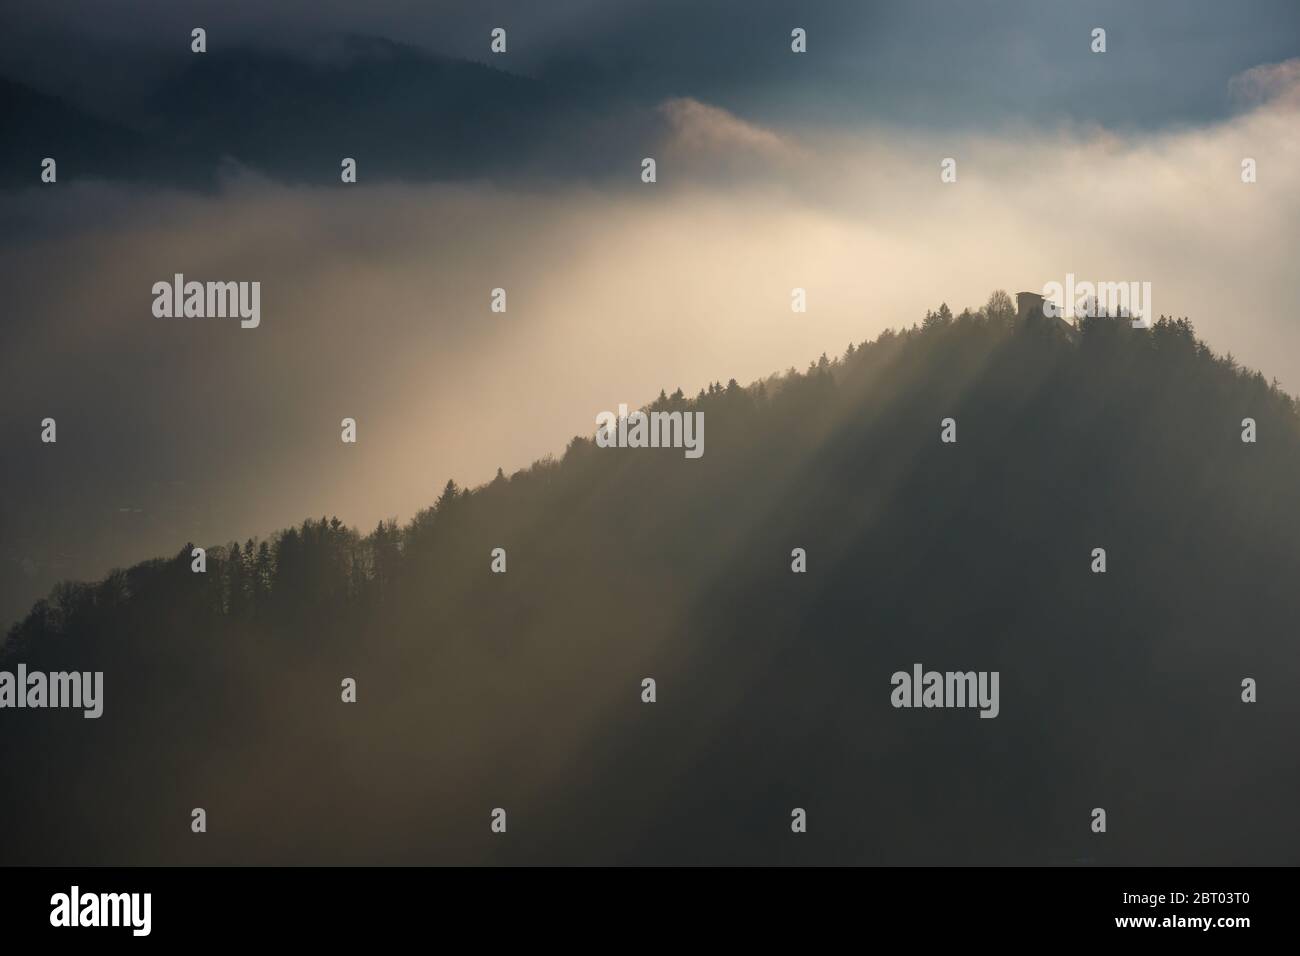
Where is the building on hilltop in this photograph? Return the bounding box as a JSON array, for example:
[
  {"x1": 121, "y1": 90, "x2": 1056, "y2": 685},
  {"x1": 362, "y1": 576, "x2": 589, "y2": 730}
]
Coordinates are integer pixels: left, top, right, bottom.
[
  {"x1": 1016, "y1": 291, "x2": 1046, "y2": 322},
  {"x1": 1017, "y1": 290, "x2": 1078, "y2": 340}
]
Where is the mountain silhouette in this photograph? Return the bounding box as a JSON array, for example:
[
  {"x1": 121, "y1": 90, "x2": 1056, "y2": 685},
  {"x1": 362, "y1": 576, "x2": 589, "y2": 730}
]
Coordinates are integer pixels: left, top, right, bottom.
[
  {"x1": 0, "y1": 76, "x2": 151, "y2": 186},
  {"x1": 3, "y1": 295, "x2": 1298, "y2": 865},
  {"x1": 1, "y1": 35, "x2": 649, "y2": 189}
]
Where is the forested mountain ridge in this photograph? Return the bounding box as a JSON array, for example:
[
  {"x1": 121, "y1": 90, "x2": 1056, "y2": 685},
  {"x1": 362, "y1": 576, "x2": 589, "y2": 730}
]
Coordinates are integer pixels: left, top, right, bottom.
[{"x1": 4, "y1": 294, "x2": 1299, "y2": 865}]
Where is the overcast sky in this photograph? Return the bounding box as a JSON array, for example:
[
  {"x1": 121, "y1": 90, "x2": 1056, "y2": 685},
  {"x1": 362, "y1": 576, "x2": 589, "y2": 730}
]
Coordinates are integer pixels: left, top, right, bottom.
[{"x1": 4, "y1": 0, "x2": 1299, "y2": 129}]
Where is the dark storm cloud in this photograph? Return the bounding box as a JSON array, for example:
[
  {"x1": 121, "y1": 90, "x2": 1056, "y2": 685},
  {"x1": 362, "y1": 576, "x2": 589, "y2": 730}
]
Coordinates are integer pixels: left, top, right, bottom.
[{"x1": 3, "y1": 0, "x2": 1298, "y2": 135}]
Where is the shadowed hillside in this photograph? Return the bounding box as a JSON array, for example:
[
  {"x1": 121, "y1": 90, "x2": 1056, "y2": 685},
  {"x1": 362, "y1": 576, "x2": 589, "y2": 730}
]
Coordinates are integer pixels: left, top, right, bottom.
[
  {"x1": 3, "y1": 294, "x2": 1299, "y2": 865},
  {"x1": 0, "y1": 35, "x2": 650, "y2": 190}
]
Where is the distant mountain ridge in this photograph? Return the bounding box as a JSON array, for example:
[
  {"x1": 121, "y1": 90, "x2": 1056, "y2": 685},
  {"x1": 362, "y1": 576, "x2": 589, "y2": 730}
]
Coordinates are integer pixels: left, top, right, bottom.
[
  {"x1": 0, "y1": 34, "x2": 644, "y2": 189},
  {"x1": 0, "y1": 76, "x2": 149, "y2": 185}
]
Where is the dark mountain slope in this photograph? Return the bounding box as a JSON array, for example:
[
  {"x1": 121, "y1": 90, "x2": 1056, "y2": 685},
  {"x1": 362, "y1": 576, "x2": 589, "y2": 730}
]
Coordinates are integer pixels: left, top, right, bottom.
[
  {"x1": 1, "y1": 35, "x2": 644, "y2": 189},
  {"x1": 141, "y1": 35, "x2": 556, "y2": 184},
  {"x1": 3, "y1": 300, "x2": 1298, "y2": 865},
  {"x1": 0, "y1": 77, "x2": 153, "y2": 186}
]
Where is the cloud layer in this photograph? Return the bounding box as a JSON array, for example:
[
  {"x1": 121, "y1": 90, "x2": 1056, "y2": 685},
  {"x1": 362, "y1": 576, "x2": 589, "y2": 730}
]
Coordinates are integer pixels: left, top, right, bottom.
[{"x1": 2, "y1": 58, "x2": 1298, "y2": 627}]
